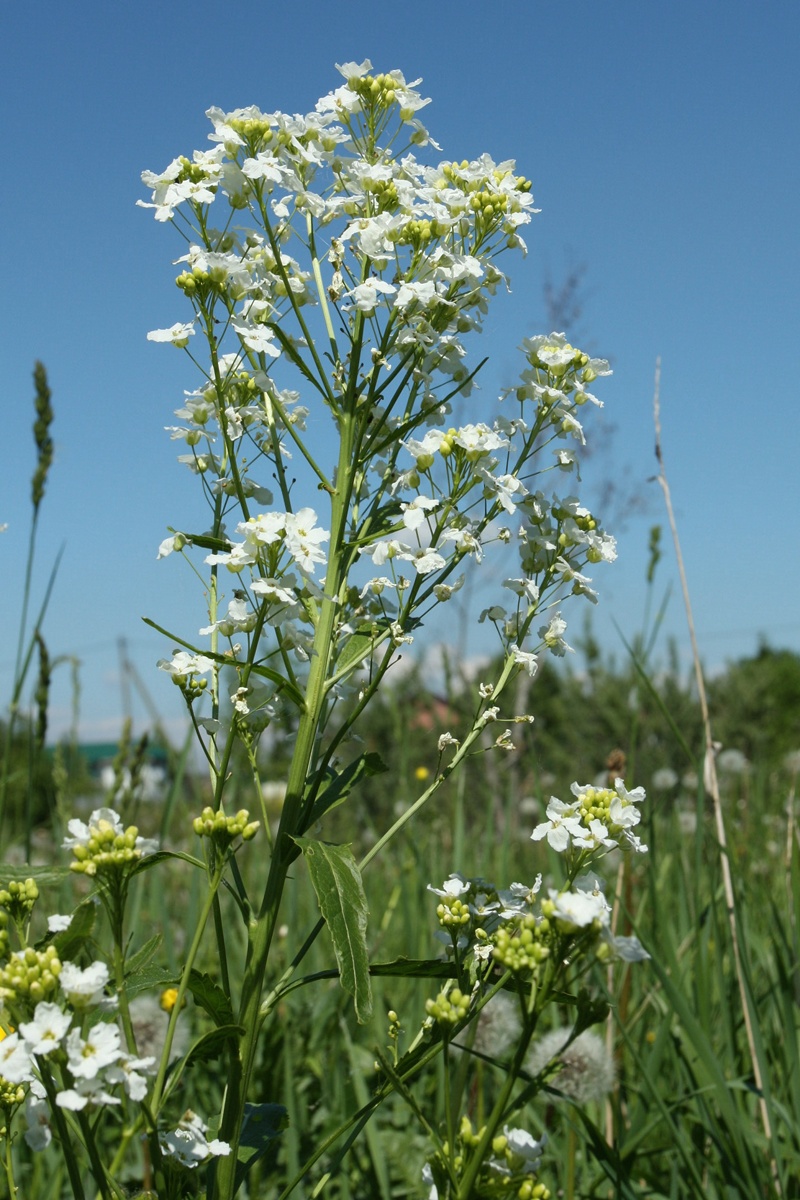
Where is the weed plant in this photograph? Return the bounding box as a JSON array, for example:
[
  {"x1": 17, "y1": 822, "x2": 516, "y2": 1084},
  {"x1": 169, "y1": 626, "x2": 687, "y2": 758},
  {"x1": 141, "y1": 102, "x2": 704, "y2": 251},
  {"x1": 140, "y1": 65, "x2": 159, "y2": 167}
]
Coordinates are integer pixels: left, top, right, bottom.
[{"x1": 2, "y1": 60, "x2": 798, "y2": 1200}]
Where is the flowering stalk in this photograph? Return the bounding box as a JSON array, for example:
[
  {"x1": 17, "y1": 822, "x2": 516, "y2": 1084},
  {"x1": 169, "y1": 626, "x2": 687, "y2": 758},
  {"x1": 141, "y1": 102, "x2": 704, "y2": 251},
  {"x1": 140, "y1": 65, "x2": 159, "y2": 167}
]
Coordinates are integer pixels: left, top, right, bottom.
[{"x1": 139, "y1": 60, "x2": 624, "y2": 1199}]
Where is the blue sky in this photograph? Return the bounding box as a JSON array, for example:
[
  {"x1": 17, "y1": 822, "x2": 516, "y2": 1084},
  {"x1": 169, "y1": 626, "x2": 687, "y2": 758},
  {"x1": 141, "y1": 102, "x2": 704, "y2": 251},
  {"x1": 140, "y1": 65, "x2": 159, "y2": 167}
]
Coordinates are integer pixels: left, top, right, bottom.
[{"x1": 3, "y1": 0, "x2": 799, "y2": 742}]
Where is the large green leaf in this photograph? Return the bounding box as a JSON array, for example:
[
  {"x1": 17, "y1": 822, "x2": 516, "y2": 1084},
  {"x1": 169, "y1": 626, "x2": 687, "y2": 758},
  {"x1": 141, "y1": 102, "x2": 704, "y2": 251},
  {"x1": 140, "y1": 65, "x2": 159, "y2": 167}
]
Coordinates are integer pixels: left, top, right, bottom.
[{"x1": 294, "y1": 838, "x2": 373, "y2": 1023}]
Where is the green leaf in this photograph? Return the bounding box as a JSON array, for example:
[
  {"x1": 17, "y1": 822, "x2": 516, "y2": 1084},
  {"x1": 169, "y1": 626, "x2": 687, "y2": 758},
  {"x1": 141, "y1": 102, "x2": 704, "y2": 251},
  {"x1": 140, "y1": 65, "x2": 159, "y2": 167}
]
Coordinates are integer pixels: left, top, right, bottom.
[
  {"x1": 308, "y1": 752, "x2": 387, "y2": 824},
  {"x1": 335, "y1": 623, "x2": 384, "y2": 677},
  {"x1": 294, "y1": 838, "x2": 373, "y2": 1023},
  {"x1": 35, "y1": 897, "x2": 96, "y2": 956},
  {"x1": 123, "y1": 964, "x2": 179, "y2": 1000},
  {"x1": 369, "y1": 957, "x2": 457, "y2": 980},
  {"x1": 182, "y1": 1023, "x2": 243, "y2": 1068},
  {"x1": 130, "y1": 849, "x2": 206, "y2": 878},
  {"x1": 162, "y1": 1025, "x2": 244, "y2": 1109},
  {"x1": 207, "y1": 1102, "x2": 287, "y2": 1198},
  {"x1": 124, "y1": 934, "x2": 163, "y2": 978},
  {"x1": 187, "y1": 969, "x2": 235, "y2": 1027},
  {"x1": 1, "y1": 864, "x2": 72, "y2": 887}
]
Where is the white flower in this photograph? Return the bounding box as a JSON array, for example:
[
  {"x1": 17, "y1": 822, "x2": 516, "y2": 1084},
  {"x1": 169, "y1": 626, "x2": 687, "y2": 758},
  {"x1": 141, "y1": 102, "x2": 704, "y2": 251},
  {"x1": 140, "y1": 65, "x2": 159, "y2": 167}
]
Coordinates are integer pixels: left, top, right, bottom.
[
  {"x1": 453, "y1": 423, "x2": 509, "y2": 457},
  {"x1": 105, "y1": 1052, "x2": 156, "y2": 1101},
  {"x1": 24, "y1": 1080, "x2": 51, "y2": 1150},
  {"x1": 549, "y1": 887, "x2": 610, "y2": 930},
  {"x1": 427, "y1": 874, "x2": 471, "y2": 900},
  {"x1": 503, "y1": 1126, "x2": 546, "y2": 1171},
  {"x1": 401, "y1": 495, "x2": 439, "y2": 530},
  {"x1": 19, "y1": 1003, "x2": 72, "y2": 1056},
  {"x1": 250, "y1": 577, "x2": 299, "y2": 605},
  {"x1": 66, "y1": 1022, "x2": 122, "y2": 1080},
  {"x1": 157, "y1": 651, "x2": 216, "y2": 682},
  {"x1": 409, "y1": 546, "x2": 446, "y2": 575},
  {"x1": 147, "y1": 322, "x2": 195, "y2": 348},
  {"x1": 510, "y1": 644, "x2": 538, "y2": 677},
  {"x1": 62, "y1": 806, "x2": 123, "y2": 851},
  {"x1": 231, "y1": 319, "x2": 281, "y2": 357},
  {"x1": 160, "y1": 1111, "x2": 231, "y2": 1168},
  {"x1": 283, "y1": 508, "x2": 329, "y2": 573},
  {"x1": 348, "y1": 277, "x2": 396, "y2": 314},
  {"x1": 46, "y1": 914, "x2": 72, "y2": 933},
  {"x1": 531, "y1": 797, "x2": 582, "y2": 852},
  {"x1": 538, "y1": 611, "x2": 572, "y2": 656},
  {"x1": 62, "y1": 810, "x2": 158, "y2": 861},
  {"x1": 364, "y1": 537, "x2": 411, "y2": 566},
  {"x1": 56, "y1": 1077, "x2": 120, "y2": 1111},
  {"x1": 602, "y1": 931, "x2": 650, "y2": 962},
  {"x1": 437, "y1": 733, "x2": 460, "y2": 752},
  {"x1": 0, "y1": 1032, "x2": 35, "y2": 1084},
  {"x1": 60, "y1": 961, "x2": 113, "y2": 1010},
  {"x1": 199, "y1": 596, "x2": 258, "y2": 638}
]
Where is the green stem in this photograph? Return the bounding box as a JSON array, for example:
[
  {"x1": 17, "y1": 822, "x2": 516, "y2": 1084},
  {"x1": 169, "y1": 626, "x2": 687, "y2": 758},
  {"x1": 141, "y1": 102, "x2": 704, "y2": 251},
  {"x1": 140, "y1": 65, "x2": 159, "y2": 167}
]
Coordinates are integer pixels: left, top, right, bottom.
[
  {"x1": 38, "y1": 1061, "x2": 87, "y2": 1200},
  {"x1": 149, "y1": 855, "x2": 227, "y2": 1115},
  {"x1": 2, "y1": 1125, "x2": 17, "y2": 1199},
  {"x1": 214, "y1": 409, "x2": 359, "y2": 1200}
]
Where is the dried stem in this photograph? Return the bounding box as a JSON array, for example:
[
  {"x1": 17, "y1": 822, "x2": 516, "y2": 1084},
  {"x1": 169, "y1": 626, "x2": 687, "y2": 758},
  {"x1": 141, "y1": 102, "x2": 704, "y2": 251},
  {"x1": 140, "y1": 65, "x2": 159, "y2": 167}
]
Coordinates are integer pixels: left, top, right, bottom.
[{"x1": 652, "y1": 358, "x2": 780, "y2": 1193}]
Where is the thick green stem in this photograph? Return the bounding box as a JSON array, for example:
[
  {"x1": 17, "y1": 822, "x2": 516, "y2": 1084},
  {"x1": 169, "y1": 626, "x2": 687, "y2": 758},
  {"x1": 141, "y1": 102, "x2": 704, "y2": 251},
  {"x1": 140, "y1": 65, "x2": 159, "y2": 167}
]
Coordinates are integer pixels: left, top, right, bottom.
[{"x1": 213, "y1": 410, "x2": 358, "y2": 1199}]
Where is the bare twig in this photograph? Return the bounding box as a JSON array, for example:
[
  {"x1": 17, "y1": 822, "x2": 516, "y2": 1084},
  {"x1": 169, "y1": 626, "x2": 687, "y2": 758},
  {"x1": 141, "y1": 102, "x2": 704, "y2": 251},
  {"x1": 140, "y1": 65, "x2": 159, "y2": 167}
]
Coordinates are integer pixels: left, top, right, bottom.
[{"x1": 652, "y1": 359, "x2": 780, "y2": 1193}]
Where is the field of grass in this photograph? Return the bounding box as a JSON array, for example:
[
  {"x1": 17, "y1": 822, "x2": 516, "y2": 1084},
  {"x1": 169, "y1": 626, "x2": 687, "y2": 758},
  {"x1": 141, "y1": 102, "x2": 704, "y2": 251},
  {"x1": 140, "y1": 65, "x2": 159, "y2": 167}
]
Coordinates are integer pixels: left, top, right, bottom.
[{"x1": 3, "y1": 637, "x2": 799, "y2": 1199}]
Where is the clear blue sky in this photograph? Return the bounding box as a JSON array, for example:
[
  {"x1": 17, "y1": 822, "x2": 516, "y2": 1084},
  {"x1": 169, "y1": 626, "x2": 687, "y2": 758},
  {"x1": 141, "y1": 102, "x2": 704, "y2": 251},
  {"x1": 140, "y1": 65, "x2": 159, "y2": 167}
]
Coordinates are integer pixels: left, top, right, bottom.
[{"x1": 3, "y1": 0, "x2": 799, "y2": 742}]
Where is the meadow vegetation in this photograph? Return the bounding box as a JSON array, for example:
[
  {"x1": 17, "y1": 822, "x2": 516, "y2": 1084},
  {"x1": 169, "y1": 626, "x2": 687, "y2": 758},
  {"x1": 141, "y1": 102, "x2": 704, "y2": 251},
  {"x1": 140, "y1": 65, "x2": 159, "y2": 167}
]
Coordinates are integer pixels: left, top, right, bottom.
[{"x1": 2, "y1": 60, "x2": 799, "y2": 1200}]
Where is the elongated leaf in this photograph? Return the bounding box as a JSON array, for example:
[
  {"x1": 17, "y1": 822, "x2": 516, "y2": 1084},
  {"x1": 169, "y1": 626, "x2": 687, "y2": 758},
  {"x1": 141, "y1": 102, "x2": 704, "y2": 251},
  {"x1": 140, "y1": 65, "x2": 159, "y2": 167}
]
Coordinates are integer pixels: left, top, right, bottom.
[
  {"x1": 124, "y1": 933, "x2": 162, "y2": 977},
  {"x1": 2, "y1": 864, "x2": 72, "y2": 887},
  {"x1": 131, "y1": 849, "x2": 206, "y2": 877},
  {"x1": 308, "y1": 752, "x2": 387, "y2": 824},
  {"x1": 294, "y1": 838, "x2": 372, "y2": 1023},
  {"x1": 369, "y1": 957, "x2": 456, "y2": 980},
  {"x1": 123, "y1": 964, "x2": 179, "y2": 1000}
]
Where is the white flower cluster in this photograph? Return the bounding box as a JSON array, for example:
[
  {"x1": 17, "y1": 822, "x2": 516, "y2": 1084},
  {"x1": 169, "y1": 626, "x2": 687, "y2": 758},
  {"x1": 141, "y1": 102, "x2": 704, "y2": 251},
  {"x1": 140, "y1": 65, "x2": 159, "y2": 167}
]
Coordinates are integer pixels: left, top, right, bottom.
[
  {"x1": 0, "y1": 960, "x2": 154, "y2": 1149},
  {"x1": 428, "y1": 871, "x2": 647, "y2": 967},
  {"x1": 0, "y1": 964, "x2": 227, "y2": 1168},
  {"x1": 531, "y1": 778, "x2": 647, "y2": 855},
  {"x1": 142, "y1": 61, "x2": 616, "y2": 706}
]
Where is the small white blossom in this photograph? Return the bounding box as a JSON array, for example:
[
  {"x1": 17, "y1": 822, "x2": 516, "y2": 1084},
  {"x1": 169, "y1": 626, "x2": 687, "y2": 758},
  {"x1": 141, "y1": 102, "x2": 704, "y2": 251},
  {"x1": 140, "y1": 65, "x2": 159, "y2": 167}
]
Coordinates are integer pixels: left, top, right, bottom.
[
  {"x1": 66, "y1": 1023, "x2": 122, "y2": 1080},
  {"x1": 24, "y1": 1080, "x2": 51, "y2": 1151},
  {"x1": 147, "y1": 322, "x2": 196, "y2": 348},
  {"x1": 160, "y1": 1111, "x2": 231, "y2": 1168},
  {"x1": 46, "y1": 914, "x2": 72, "y2": 933},
  {"x1": 531, "y1": 797, "x2": 582, "y2": 852},
  {"x1": 549, "y1": 887, "x2": 610, "y2": 929},
  {"x1": 510, "y1": 644, "x2": 538, "y2": 677},
  {"x1": 283, "y1": 508, "x2": 330, "y2": 573},
  {"x1": 427, "y1": 874, "x2": 471, "y2": 900},
  {"x1": 0, "y1": 1033, "x2": 35, "y2": 1084},
  {"x1": 157, "y1": 651, "x2": 216, "y2": 682},
  {"x1": 19, "y1": 1003, "x2": 72, "y2": 1057}
]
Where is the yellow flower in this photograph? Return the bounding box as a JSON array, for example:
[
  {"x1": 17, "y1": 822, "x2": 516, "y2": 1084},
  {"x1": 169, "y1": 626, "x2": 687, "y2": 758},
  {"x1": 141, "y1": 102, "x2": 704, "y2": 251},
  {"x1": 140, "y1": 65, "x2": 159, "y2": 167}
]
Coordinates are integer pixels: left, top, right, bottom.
[
  {"x1": 414, "y1": 765, "x2": 430, "y2": 782},
  {"x1": 160, "y1": 988, "x2": 181, "y2": 1013}
]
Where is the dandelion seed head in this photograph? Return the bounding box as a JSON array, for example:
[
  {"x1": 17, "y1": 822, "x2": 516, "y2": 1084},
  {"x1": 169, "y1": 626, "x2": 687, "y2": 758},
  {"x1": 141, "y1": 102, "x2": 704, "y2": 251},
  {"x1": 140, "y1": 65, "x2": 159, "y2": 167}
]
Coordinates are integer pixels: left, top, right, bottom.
[{"x1": 526, "y1": 1027, "x2": 615, "y2": 1104}]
